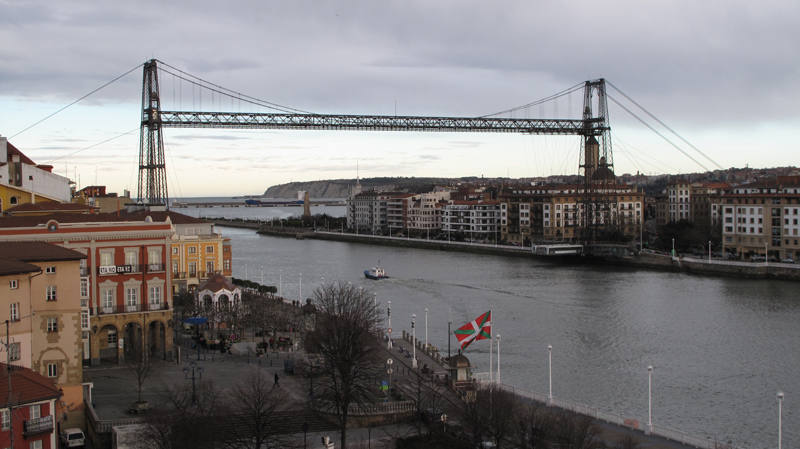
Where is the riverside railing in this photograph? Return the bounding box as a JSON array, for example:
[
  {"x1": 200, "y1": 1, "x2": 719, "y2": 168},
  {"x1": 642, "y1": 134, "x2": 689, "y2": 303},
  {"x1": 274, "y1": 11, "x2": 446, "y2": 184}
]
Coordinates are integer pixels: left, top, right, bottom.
[{"x1": 478, "y1": 381, "x2": 742, "y2": 449}]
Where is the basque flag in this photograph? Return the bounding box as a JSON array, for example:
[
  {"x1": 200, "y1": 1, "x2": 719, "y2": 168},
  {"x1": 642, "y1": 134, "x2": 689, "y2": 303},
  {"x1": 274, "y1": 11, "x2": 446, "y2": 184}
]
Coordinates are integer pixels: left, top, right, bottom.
[{"x1": 454, "y1": 311, "x2": 491, "y2": 350}]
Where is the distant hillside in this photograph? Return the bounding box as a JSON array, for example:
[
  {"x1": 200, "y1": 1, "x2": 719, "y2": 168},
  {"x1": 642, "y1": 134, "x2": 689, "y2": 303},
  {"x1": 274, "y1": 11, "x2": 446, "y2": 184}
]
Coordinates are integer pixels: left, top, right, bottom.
[
  {"x1": 260, "y1": 167, "x2": 800, "y2": 198},
  {"x1": 262, "y1": 177, "x2": 480, "y2": 198}
]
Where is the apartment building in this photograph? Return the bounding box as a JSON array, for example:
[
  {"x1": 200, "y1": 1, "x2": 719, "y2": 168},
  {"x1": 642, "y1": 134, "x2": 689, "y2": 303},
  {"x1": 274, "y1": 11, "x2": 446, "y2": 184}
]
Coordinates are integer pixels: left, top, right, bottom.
[
  {"x1": 346, "y1": 190, "x2": 389, "y2": 234},
  {"x1": 500, "y1": 184, "x2": 643, "y2": 242},
  {"x1": 442, "y1": 201, "x2": 501, "y2": 242},
  {"x1": 169, "y1": 215, "x2": 232, "y2": 295},
  {"x1": 407, "y1": 191, "x2": 450, "y2": 232},
  {"x1": 0, "y1": 242, "x2": 86, "y2": 429},
  {"x1": 720, "y1": 176, "x2": 800, "y2": 260},
  {"x1": 667, "y1": 181, "x2": 692, "y2": 222},
  {"x1": 0, "y1": 137, "x2": 71, "y2": 213},
  {"x1": 0, "y1": 363, "x2": 61, "y2": 449},
  {"x1": 0, "y1": 212, "x2": 175, "y2": 367}
]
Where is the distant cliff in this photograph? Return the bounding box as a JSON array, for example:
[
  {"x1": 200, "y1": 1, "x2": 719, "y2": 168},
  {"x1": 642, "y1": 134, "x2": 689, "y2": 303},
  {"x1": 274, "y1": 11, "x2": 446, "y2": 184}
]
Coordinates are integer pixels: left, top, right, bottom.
[{"x1": 262, "y1": 177, "x2": 479, "y2": 198}]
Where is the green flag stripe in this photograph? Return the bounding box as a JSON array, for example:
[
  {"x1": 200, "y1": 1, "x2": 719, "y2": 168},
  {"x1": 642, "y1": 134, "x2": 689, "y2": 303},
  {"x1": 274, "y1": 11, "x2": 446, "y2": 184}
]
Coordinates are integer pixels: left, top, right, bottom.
[{"x1": 454, "y1": 329, "x2": 474, "y2": 335}]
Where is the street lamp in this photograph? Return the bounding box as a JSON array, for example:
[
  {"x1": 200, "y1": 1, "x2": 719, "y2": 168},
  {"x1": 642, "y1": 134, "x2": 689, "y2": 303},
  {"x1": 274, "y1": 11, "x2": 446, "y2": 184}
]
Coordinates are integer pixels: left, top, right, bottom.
[
  {"x1": 647, "y1": 365, "x2": 654, "y2": 434},
  {"x1": 547, "y1": 344, "x2": 553, "y2": 404},
  {"x1": 387, "y1": 301, "x2": 392, "y2": 350},
  {"x1": 778, "y1": 391, "x2": 784, "y2": 449},
  {"x1": 183, "y1": 361, "x2": 204, "y2": 405},
  {"x1": 708, "y1": 240, "x2": 712, "y2": 262},
  {"x1": 411, "y1": 313, "x2": 418, "y2": 368},
  {"x1": 671, "y1": 238, "x2": 675, "y2": 257},
  {"x1": 496, "y1": 334, "x2": 501, "y2": 384},
  {"x1": 424, "y1": 307, "x2": 429, "y2": 351}
]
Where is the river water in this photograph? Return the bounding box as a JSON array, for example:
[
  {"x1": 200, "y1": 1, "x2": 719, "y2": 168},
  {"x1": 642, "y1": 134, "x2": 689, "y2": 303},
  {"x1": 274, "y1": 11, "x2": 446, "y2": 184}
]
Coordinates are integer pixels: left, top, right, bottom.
[{"x1": 187, "y1": 202, "x2": 796, "y2": 448}]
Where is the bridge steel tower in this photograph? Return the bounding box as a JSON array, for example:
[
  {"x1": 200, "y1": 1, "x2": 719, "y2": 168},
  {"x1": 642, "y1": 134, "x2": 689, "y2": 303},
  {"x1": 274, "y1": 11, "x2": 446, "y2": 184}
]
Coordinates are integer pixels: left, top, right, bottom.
[
  {"x1": 578, "y1": 79, "x2": 614, "y2": 241},
  {"x1": 137, "y1": 59, "x2": 168, "y2": 206}
]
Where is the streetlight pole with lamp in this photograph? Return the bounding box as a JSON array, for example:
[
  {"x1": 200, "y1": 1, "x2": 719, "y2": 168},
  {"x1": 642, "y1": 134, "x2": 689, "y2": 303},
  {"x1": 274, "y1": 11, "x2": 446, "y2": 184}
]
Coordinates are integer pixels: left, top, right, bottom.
[
  {"x1": 424, "y1": 307, "x2": 428, "y2": 351},
  {"x1": 547, "y1": 344, "x2": 553, "y2": 404},
  {"x1": 387, "y1": 301, "x2": 392, "y2": 350},
  {"x1": 647, "y1": 365, "x2": 654, "y2": 434},
  {"x1": 411, "y1": 314, "x2": 418, "y2": 369},
  {"x1": 183, "y1": 361, "x2": 204, "y2": 405},
  {"x1": 778, "y1": 391, "x2": 784, "y2": 449}
]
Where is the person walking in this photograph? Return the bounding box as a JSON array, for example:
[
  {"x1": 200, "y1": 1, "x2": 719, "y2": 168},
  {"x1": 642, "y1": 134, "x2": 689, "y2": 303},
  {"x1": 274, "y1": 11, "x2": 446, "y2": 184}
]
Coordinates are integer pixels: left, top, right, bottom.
[{"x1": 274, "y1": 372, "x2": 280, "y2": 387}]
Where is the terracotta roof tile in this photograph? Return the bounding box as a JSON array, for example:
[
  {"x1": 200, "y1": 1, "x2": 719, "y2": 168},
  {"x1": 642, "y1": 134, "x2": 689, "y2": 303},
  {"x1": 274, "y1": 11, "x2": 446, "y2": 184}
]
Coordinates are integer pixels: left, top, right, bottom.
[
  {"x1": 5, "y1": 141, "x2": 36, "y2": 165},
  {"x1": 0, "y1": 363, "x2": 60, "y2": 405},
  {"x1": 3, "y1": 202, "x2": 96, "y2": 215},
  {"x1": 0, "y1": 210, "x2": 206, "y2": 228},
  {"x1": 198, "y1": 274, "x2": 236, "y2": 293},
  {"x1": 0, "y1": 259, "x2": 41, "y2": 276},
  {"x1": 0, "y1": 242, "x2": 86, "y2": 262}
]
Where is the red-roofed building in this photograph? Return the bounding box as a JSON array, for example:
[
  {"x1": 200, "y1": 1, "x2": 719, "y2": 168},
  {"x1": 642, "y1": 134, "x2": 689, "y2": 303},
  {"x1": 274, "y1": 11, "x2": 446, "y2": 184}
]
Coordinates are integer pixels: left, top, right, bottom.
[
  {"x1": 0, "y1": 363, "x2": 61, "y2": 449},
  {"x1": 0, "y1": 212, "x2": 176, "y2": 368},
  {"x1": 0, "y1": 137, "x2": 72, "y2": 213}
]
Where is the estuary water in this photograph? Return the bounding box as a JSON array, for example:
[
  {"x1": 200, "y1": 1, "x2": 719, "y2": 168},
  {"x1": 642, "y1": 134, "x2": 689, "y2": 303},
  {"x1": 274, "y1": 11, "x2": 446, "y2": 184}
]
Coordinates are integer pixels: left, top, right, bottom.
[{"x1": 221, "y1": 225, "x2": 798, "y2": 449}]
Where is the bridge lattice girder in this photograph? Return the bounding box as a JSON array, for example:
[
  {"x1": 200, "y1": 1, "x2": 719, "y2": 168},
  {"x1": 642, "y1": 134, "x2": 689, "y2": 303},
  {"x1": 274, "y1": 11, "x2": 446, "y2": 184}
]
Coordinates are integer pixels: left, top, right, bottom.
[{"x1": 156, "y1": 111, "x2": 607, "y2": 135}]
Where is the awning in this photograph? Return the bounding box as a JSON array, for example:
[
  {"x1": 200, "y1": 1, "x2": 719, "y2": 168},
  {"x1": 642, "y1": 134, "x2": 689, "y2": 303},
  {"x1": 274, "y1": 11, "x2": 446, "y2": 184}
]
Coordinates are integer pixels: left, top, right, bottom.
[{"x1": 182, "y1": 317, "x2": 208, "y2": 325}]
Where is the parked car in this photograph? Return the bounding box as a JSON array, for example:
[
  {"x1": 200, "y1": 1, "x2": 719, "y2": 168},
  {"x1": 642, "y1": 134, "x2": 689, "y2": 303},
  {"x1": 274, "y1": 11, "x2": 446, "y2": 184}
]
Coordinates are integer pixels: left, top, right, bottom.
[
  {"x1": 781, "y1": 258, "x2": 794, "y2": 264},
  {"x1": 60, "y1": 428, "x2": 86, "y2": 448}
]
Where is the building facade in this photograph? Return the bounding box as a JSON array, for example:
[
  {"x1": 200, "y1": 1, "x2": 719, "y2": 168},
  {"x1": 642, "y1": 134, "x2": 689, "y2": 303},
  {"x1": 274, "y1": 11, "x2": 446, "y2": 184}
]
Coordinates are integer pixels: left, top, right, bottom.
[
  {"x1": 0, "y1": 212, "x2": 176, "y2": 367},
  {"x1": 442, "y1": 201, "x2": 501, "y2": 242},
  {"x1": 0, "y1": 137, "x2": 71, "y2": 214},
  {"x1": 0, "y1": 363, "x2": 61, "y2": 449},
  {"x1": 169, "y1": 217, "x2": 232, "y2": 295},
  {"x1": 720, "y1": 176, "x2": 800, "y2": 260},
  {"x1": 0, "y1": 242, "x2": 85, "y2": 429}
]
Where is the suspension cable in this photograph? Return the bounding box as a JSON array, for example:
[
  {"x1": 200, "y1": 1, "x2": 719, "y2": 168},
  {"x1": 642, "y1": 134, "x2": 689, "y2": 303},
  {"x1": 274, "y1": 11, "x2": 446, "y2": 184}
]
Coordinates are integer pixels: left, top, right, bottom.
[
  {"x1": 479, "y1": 82, "x2": 585, "y2": 118},
  {"x1": 155, "y1": 60, "x2": 313, "y2": 114},
  {"x1": 10, "y1": 62, "x2": 144, "y2": 139},
  {"x1": 607, "y1": 93, "x2": 709, "y2": 172},
  {"x1": 41, "y1": 127, "x2": 140, "y2": 164},
  {"x1": 606, "y1": 80, "x2": 722, "y2": 170}
]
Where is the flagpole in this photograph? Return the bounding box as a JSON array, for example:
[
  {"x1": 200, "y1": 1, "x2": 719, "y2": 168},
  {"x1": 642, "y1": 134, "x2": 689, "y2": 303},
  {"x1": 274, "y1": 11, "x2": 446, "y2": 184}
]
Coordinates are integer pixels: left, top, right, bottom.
[{"x1": 496, "y1": 334, "x2": 501, "y2": 384}]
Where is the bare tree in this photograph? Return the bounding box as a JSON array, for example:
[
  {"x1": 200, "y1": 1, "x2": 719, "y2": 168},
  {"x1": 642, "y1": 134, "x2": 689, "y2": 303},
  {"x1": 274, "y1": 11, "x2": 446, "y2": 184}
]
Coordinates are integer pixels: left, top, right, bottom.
[
  {"x1": 127, "y1": 343, "x2": 151, "y2": 406},
  {"x1": 142, "y1": 380, "x2": 226, "y2": 449},
  {"x1": 309, "y1": 282, "x2": 381, "y2": 449},
  {"x1": 551, "y1": 412, "x2": 603, "y2": 449},
  {"x1": 226, "y1": 368, "x2": 287, "y2": 449},
  {"x1": 514, "y1": 403, "x2": 556, "y2": 449}
]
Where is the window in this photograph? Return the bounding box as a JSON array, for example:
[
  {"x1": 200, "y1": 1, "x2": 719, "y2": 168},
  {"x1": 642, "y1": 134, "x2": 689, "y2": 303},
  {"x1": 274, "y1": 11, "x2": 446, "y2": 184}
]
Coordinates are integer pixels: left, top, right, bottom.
[
  {"x1": 46, "y1": 318, "x2": 58, "y2": 333},
  {"x1": 171, "y1": 246, "x2": 178, "y2": 255},
  {"x1": 45, "y1": 266, "x2": 55, "y2": 274},
  {"x1": 8, "y1": 343, "x2": 20, "y2": 362},
  {"x1": 107, "y1": 330, "x2": 117, "y2": 345},
  {"x1": 206, "y1": 261, "x2": 214, "y2": 274},
  {"x1": 172, "y1": 262, "x2": 179, "y2": 275},
  {"x1": 102, "y1": 289, "x2": 114, "y2": 310},
  {"x1": 206, "y1": 245, "x2": 214, "y2": 253},
  {"x1": 124, "y1": 250, "x2": 138, "y2": 267},
  {"x1": 149, "y1": 286, "x2": 162, "y2": 305},
  {"x1": 81, "y1": 310, "x2": 89, "y2": 330},
  {"x1": 99, "y1": 250, "x2": 113, "y2": 267},
  {"x1": 188, "y1": 262, "x2": 197, "y2": 277},
  {"x1": 188, "y1": 246, "x2": 196, "y2": 254},
  {"x1": 29, "y1": 404, "x2": 40, "y2": 419},
  {"x1": 30, "y1": 438, "x2": 42, "y2": 449},
  {"x1": 223, "y1": 260, "x2": 231, "y2": 271},
  {"x1": 9, "y1": 279, "x2": 17, "y2": 289},
  {"x1": 46, "y1": 285, "x2": 56, "y2": 301},
  {"x1": 126, "y1": 288, "x2": 138, "y2": 307},
  {"x1": 1, "y1": 409, "x2": 8, "y2": 430},
  {"x1": 10, "y1": 303, "x2": 19, "y2": 322},
  {"x1": 47, "y1": 363, "x2": 57, "y2": 378},
  {"x1": 80, "y1": 278, "x2": 88, "y2": 298}
]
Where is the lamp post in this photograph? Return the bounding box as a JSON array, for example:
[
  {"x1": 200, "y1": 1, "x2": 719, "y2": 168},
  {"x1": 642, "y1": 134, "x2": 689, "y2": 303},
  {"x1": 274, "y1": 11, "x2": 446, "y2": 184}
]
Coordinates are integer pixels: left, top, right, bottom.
[
  {"x1": 647, "y1": 365, "x2": 654, "y2": 434},
  {"x1": 547, "y1": 344, "x2": 553, "y2": 404},
  {"x1": 496, "y1": 334, "x2": 501, "y2": 384},
  {"x1": 778, "y1": 391, "x2": 784, "y2": 449},
  {"x1": 411, "y1": 314, "x2": 418, "y2": 368},
  {"x1": 671, "y1": 238, "x2": 675, "y2": 257},
  {"x1": 183, "y1": 361, "x2": 204, "y2": 405},
  {"x1": 424, "y1": 307, "x2": 429, "y2": 351},
  {"x1": 708, "y1": 240, "x2": 712, "y2": 262},
  {"x1": 387, "y1": 301, "x2": 392, "y2": 350}
]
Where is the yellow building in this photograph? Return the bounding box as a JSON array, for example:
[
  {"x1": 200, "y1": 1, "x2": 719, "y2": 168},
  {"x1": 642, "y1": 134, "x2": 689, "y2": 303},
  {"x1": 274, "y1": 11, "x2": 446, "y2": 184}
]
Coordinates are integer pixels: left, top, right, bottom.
[
  {"x1": 0, "y1": 137, "x2": 72, "y2": 213},
  {"x1": 168, "y1": 216, "x2": 233, "y2": 295},
  {"x1": 0, "y1": 241, "x2": 86, "y2": 429}
]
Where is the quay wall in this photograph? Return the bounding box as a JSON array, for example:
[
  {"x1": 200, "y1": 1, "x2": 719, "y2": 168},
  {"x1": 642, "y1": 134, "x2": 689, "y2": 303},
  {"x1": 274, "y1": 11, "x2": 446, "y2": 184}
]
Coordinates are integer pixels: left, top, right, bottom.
[{"x1": 212, "y1": 219, "x2": 800, "y2": 281}]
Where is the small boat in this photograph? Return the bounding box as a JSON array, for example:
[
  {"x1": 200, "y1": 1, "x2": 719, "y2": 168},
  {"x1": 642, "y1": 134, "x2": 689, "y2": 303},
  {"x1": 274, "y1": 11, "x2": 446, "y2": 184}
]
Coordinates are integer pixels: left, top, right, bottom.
[{"x1": 364, "y1": 266, "x2": 388, "y2": 280}]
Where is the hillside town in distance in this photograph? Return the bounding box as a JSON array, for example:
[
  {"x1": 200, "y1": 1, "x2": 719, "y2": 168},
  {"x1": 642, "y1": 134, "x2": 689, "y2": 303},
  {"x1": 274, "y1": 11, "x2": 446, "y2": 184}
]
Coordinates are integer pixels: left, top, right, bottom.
[{"x1": 1, "y1": 130, "x2": 799, "y2": 449}]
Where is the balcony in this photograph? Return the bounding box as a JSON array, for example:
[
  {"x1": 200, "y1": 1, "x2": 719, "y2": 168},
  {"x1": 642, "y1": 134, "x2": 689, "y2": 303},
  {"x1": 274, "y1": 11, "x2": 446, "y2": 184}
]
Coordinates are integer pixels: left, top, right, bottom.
[
  {"x1": 147, "y1": 263, "x2": 165, "y2": 273},
  {"x1": 23, "y1": 415, "x2": 53, "y2": 436},
  {"x1": 80, "y1": 267, "x2": 90, "y2": 276},
  {"x1": 95, "y1": 302, "x2": 170, "y2": 316}
]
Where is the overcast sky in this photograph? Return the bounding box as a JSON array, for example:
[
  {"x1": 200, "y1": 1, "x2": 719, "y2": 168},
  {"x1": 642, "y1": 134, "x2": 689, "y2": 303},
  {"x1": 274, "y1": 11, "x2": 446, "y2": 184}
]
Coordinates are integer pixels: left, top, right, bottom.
[{"x1": 1, "y1": 0, "x2": 798, "y2": 197}]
